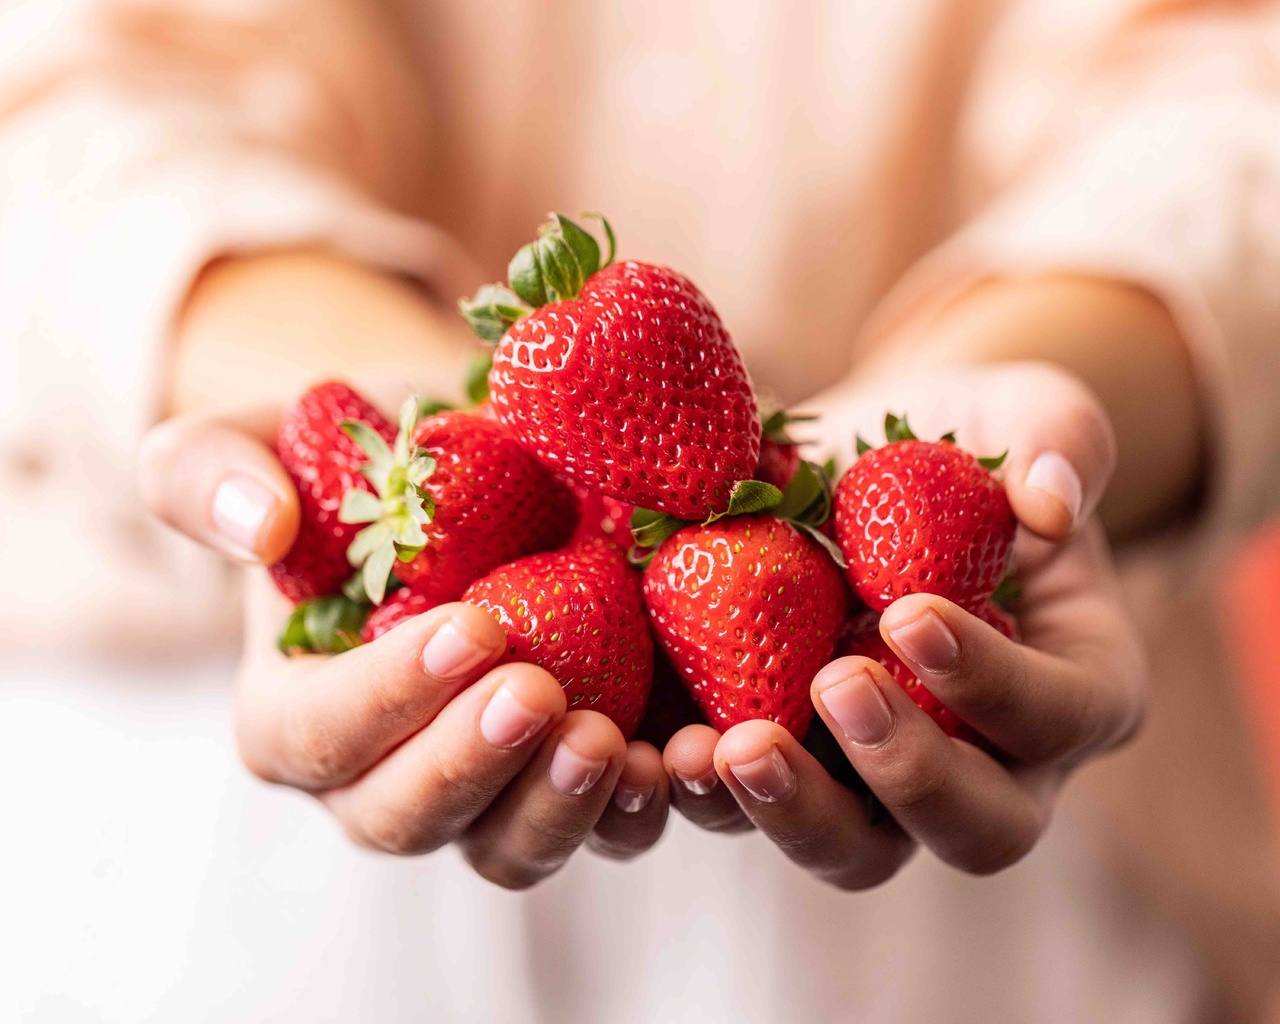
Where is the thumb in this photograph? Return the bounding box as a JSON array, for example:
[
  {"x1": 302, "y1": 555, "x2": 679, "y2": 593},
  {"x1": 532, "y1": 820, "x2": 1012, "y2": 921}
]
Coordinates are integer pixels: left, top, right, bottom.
[
  {"x1": 987, "y1": 362, "x2": 1117, "y2": 542},
  {"x1": 137, "y1": 407, "x2": 299, "y2": 564}
]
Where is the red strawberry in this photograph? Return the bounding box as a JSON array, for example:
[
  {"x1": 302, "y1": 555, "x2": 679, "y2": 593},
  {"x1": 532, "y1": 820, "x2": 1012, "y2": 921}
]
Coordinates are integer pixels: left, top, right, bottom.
[
  {"x1": 976, "y1": 599, "x2": 1021, "y2": 642},
  {"x1": 568, "y1": 482, "x2": 633, "y2": 553},
  {"x1": 269, "y1": 382, "x2": 395, "y2": 603},
  {"x1": 833, "y1": 414, "x2": 1015, "y2": 613},
  {"x1": 643, "y1": 515, "x2": 848, "y2": 738},
  {"x1": 463, "y1": 539, "x2": 654, "y2": 738},
  {"x1": 361, "y1": 590, "x2": 441, "y2": 643},
  {"x1": 837, "y1": 609, "x2": 986, "y2": 745},
  {"x1": 462, "y1": 214, "x2": 761, "y2": 520},
  {"x1": 340, "y1": 405, "x2": 577, "y2": 604},
  {"x1": 754, "y1": 407, "x2": 814, "y2": 490}
]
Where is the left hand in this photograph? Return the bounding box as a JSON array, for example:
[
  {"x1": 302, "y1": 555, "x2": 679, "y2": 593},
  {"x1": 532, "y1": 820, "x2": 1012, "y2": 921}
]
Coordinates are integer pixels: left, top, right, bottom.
[{"x1": 662, "y1": 361, "x2": 1149, "y2": 886}]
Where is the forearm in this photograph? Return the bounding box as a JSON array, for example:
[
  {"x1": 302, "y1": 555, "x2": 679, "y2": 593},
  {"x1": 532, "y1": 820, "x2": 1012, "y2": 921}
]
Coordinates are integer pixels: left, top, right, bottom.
[
  {"x1": 855, "y1": 275, "x2": 1206, "y2": 539},
  {"x1": 171, "y1": 250, "x2": 475, "y2": 416}
]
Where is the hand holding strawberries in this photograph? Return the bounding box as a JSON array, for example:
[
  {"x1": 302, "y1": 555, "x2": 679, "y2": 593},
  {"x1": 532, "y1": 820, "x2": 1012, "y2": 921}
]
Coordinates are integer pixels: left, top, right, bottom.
[{"x1": 664, "y1": 362, "x2": 1148, "y2": 884}]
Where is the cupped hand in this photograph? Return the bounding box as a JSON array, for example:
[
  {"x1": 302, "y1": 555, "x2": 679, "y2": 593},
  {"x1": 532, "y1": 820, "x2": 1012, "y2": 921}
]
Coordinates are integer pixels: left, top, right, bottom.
[
  {"x1": 138, "y1": 406, "x2": 670, "y2": 889},
  {"x1": 663, "y1": 361, "x2": 1149, "y2": 887}
]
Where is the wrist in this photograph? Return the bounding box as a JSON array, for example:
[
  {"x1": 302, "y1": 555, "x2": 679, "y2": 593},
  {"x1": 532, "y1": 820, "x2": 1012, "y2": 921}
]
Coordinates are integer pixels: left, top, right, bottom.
[{"x1": 170, "y1": 249, "x2": 475, "y2": 416}]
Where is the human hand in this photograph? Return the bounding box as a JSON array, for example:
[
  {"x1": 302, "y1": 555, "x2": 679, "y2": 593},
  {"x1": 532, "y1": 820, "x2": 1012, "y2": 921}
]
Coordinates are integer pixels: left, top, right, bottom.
[
  {"x1": 138, "y1": 251, "x2": 671, "y2": 887},
  {"x1": 662, "y1": 361, "x2": 1148, "y2": 886}
]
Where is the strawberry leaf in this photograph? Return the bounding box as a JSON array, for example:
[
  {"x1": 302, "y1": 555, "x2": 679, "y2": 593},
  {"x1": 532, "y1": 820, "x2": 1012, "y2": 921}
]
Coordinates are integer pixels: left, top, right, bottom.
[
  {"x1": 278, "y1": 595, "x2": 369, "y2": 656},
  {"x1": 535, "y1": 234, "x2": 582, "y2": 302},
  {"x1": 459, "y1": 283, "x2": 529, "y2": 341},
  {"x1": 794, "y1": 522, "x2": 847, "y2": 569},
  {"x1": 884, "y1": 413, "x2": 917, "y2": 444},
  {"x1": 362, "y1": 541, "x2": 397, "y2": 605},
  {"x1": 338, "y1": 488, "x2": 382, "y2": 526},
  {"x1": 978, "y1": 451, "x2": 1009, "y2": 472},
  {"x1": 582, "y1": 212, "x2": 616, "y2": 267},
  {"x1": 508, "y1": 245, "x2": 548, "y2": 309},
  {"x1": 855, "y1": 436, "x2": 873, "y2": 456},
  {"x1": 466, "y1": 353, "x2": 493, "y2": 405},
  {"x1": 706, "y1": 480, "x2": 784, "y2": 523},
  {"x1": 554, "y1": 213, "x2": 601, "y2": 280},
  {"x1": 630, "y1": 508, "x2": 689, "y2": 549},
  {"x1": 773, "y1": 460, "x2": 824, "y2": 521},
  {"x1": 416, "y1": 397, "x2": 454, "y2": 418}
]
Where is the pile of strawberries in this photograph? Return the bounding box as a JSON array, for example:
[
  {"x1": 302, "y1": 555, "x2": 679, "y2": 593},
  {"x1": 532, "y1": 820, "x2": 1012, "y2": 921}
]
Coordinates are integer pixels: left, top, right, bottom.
[{"x1": 271, "y1": 214, "x2": 1018, "y2": 747}]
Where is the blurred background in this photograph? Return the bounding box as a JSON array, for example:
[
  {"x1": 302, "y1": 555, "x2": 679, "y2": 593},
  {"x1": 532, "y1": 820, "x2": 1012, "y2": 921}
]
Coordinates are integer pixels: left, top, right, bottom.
[{"x1": 4, "y1": 1, "x2": 1280, "y2": 1022}]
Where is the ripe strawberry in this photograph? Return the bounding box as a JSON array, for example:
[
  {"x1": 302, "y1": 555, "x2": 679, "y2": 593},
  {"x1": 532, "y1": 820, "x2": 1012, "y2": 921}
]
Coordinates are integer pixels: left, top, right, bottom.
[
  {"x1": 361, "y1": 590, "x2": 441, "y2": 643},
  {"x1": 463, "y1": 540, "x2": 654, "y2": 738},
  {"x1": 754, "y1": 407, "x2": 814, "y2": 490},
  {"x1": 837, "y1": 609, "x2": 985, "y2": 744},
  {"x1": 833, "y1": 414, "x2": 1015, "y2": 613},
  {"x1": 976, "y1": 598, "x2": 1021, "y2": 642},
  {"x1": 340, "y1": 404, "x2": 577, "y2": 604},
  {"x1": 269, "y1": 382, "x2": 395, "y2": 603},
  {"x1": 643, "y1": 514, "x2": 849, "y2": 738},
  {"x1": 568, "y1": 482, "x2": 633, "y2": 553},
  {"x1": 461, "y1": 214, "x2": 761, "y2": 520}
]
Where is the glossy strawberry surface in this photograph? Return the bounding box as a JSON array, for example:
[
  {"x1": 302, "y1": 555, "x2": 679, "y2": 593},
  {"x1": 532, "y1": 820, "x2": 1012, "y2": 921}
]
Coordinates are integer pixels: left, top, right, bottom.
[
  {"x1": 755, "y1": 437, "x2": 801, "y2": 490},
  {"x1": 643, "y1": 515, "x2": 848, "y2": 738},
  {"x1": 833, "y1": 440, "x2": 1016, "y2": 613},
  {"x1": 360, "y1": 590, "x2": 441, "y2": 643},
  {"x1": 392, "y1": 411, "x2": 577, "y2": 602},
  {"x1": 464, "y1": 540, "x2": 654, "y2": 738},
  {"x1": 270, "y1": 382, "x2": 394, "y2": 603},
  {"x1": 568, "y1": 483, "x2": 633, "y2": 553},
  {"x1": 489, "y1": 261, "x2": 760, "y2": 520}
]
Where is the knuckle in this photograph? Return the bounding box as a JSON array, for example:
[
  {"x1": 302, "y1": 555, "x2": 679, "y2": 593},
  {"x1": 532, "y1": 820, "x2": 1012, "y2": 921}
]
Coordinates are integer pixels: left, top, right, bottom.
[
  {"x1": 882, "y1": 754, "x2": 951, "y2": 814},
  {"x1": 956, "y1": 824, "x2": 1039, "y2": 876},
  {"x1": 356, "y1": 803, "x2": 438, "y2": 857},
  {"x1": 427, "y1": 751, "x2": 498, "y2": 821},
  {"x1": 466, "y1": 850, "x2": 543, "y2": 891},
  {"x1": 281, "y1": 708, "x2": 354, "y2": 787}
]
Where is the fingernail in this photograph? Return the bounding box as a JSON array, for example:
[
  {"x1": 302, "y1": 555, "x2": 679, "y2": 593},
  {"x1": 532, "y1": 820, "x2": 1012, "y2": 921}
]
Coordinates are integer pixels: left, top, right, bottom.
[
  {"x1": 887, "y1": 610, "x2": 959, "y2": 673},
  {"x1": 210, "y1": 474, "x2": 277, "y2": 560},
  {"x1": 729, "y1": 747, "x2": 796, "y2": 804},
  {"x1": 819, "y1": 670, "x2": 895, "y2": 747},
  {"x1": 423, "y1": 620, "x2": 492, "y2": 680},
  {"x1": 674, "y1": 768, "x2": 719, "y2": 796},
  {"x1": 480, "y1": 686, "x2": 550, "y2": 749},
  {"x1": 1025, "y1": 452, "x2": 1083, "y2": 528},
  {"x1": 614, "y1": 783, "x2": 655, "y2": 813},
  {"x1": 548, "y1": 743, "x2": 608, "y2": 796}
]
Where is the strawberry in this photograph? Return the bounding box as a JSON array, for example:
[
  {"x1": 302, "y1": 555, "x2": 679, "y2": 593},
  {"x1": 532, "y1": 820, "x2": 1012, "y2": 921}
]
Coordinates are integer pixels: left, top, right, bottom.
[
  {"x1": 460, "y1": 214, "x2": 761, "y2": 520},
  {"x1": 833, "y1": 414, "x2": 1015, "y2": 613},
  {"x1": 837, "y1": 599, "x2": 1019, "y2": 746},
  {"x1": 463, "y1": 539, "x2": 654, "y2": 738},
  {"x1": 642, "y1": 499, "x2": 849, "y2": 738},
  {"x1": 269, "y1": 382, "x2": 395, "y2": 603},
  {"x1": 568, "y1": 483, "x2": 633, "y2": 553},
  {"x1": 755, "y1": 407, "x2": 814, "y2": 490},
  {"x1": 837, "y1": 609, "x2": 985, "y2": 744},
  {"x1": 339, "y1": 403, "x2": 577, "y2": 604},
  {"x1": 361, "y1": 590, "x2": 441, "y2": 643}
]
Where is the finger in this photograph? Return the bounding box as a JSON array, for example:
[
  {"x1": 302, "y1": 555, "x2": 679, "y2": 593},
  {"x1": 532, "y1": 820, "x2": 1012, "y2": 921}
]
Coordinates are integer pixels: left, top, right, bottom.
[
  {"x1": 713, "y1": 721, "x2": 915, "y2": 890},
  {"x1": 460, "y1": 710, "x2": 628, "y2": 890},
  {"x1": 880, "y1": 529, "x2": 1146, "y2": 765},
  {"x1": 987, "y1": 363, "x2": 1116, "y2": 541},
  {"x1": 662, "y1": 725, "x2": 754, "y2": 834},
  {"x1": 586, "y1": 742, "x2": 671, "y2": 861},
  {"x1": 812, "y1": 657, "x2": 1049, "y2": 874},
  {"x1": 237, "y1": 587, "x2": 508, "y2": 789},
  {"x1": 323, "y1": 661, "x2": 567, "y2": 856},
  {"x1": 138, "y1": 408, "x2": 298, "y2": 563}
]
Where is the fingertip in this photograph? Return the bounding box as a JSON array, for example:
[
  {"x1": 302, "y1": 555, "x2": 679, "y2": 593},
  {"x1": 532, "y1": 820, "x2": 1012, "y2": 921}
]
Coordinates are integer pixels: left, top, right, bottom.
[
  {"x1": 486, "y1": 660, "x2": 570, "y2": 722},
  {"x1": 714, "y1": 719, "x2": 792, "y2": 772},
  {"x1": 620, "y1": 741, "x2": 665, "y2": 789},
  {"x1": 556, "y1": 709, "x2": 628, "y2": 763}
]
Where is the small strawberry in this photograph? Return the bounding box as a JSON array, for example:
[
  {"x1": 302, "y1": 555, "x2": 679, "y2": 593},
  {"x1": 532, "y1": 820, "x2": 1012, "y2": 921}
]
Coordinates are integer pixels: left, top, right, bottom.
[
  {"x1": 463, "y1": 539, "x2": 654, "y2": 738},
  {"x1": 361, "y1": 590, "x2": 441, "y2": 643},
  {"x1": 833, "y1": 414, "x2": 1016, "y2": 613},
  {"x1": 638, "y1": 463, "x2": 850, "y2": 738},
  {"x1": 269, "y1": 382, "x2": 396, "y2": 603},
  {"x1": 339, "y1": 403, "x2": 577, "y2": 604},
  {"x1": 755, "y1": 407, "x2": 814, "y2": 490},
  {"x1": 837, "y1": 609, "x2": 985, "y2": 744},
  {"x1": 976, "y1": 598, "x2": 1021, "y2": 642},
  {"x1": 460, "y1": 214, "x2": 761, "y2": 520},
  {"x1": 568, "y1": 482, "x2": 633, "y2": 553}
]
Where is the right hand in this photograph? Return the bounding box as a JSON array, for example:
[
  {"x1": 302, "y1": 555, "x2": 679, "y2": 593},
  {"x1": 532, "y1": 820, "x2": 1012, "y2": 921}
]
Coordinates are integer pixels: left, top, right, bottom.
[{"x1": 138, "y1": 403, "x2": 672, "y2": 889}]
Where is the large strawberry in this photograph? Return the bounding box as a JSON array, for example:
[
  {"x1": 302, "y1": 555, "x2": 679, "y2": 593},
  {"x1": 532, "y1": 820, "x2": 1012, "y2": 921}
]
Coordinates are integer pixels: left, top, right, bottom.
[
  {"x1": 269, "y1": 382, "x2": 395, "y2": 603},
  {"x1": 463, "y1": 539, "x2": 654, "y2": 738},
  {"x1": 338, "y1": 403, "x2": 577, "y2": 604},
  {"x1": 833, "y1": 414, "x2": 1016, "y2": 613},
  {"x1": 460, "y1": 214, "x2": 761, "y2": 520},
  {"x1": 837, "y1": 602, "x2": 1018, "y2": 747},
  {"x1": 638, "y1": 463, "x2": 849, "y2": 738}
]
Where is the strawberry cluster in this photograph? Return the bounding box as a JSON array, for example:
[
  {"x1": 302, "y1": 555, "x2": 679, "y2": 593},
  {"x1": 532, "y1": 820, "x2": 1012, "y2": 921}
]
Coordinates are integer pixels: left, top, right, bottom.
[{"x1": 269, "y1": 214, "x2": 1018, "y2": 747}]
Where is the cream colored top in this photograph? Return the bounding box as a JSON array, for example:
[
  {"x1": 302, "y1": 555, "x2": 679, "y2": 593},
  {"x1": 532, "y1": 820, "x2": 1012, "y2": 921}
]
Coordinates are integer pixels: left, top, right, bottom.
[{"x1": 3, "y1": 1, "x2": 1280, "y2": 1020}]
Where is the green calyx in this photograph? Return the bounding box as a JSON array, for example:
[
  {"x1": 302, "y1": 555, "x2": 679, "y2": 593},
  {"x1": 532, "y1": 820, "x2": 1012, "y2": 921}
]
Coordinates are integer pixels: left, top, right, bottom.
[
  {"x1": 760, "y1": 406, "x2": 817, "y2": 445},
  {"x1": 856, "y1": 412, "x2": 1007, "y2": 473},
  {"x1": 458, "y1": 212, "x2": 616, "y2": 342},
  {"x1": 627, "y1": 460, "x2": 846, "y2": 569},
  {"x1": 338, "y1": 397, "x2": 437, "y2": 605},
  {"x1": 278, "y1": 594, "x2": 368, "y2": 656}
]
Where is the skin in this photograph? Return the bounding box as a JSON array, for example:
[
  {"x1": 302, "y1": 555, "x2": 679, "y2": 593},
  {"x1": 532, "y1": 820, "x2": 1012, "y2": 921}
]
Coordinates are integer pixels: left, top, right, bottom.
[{"x1": 139, "y1": 250, "x2": 1200, "y2": 889}]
